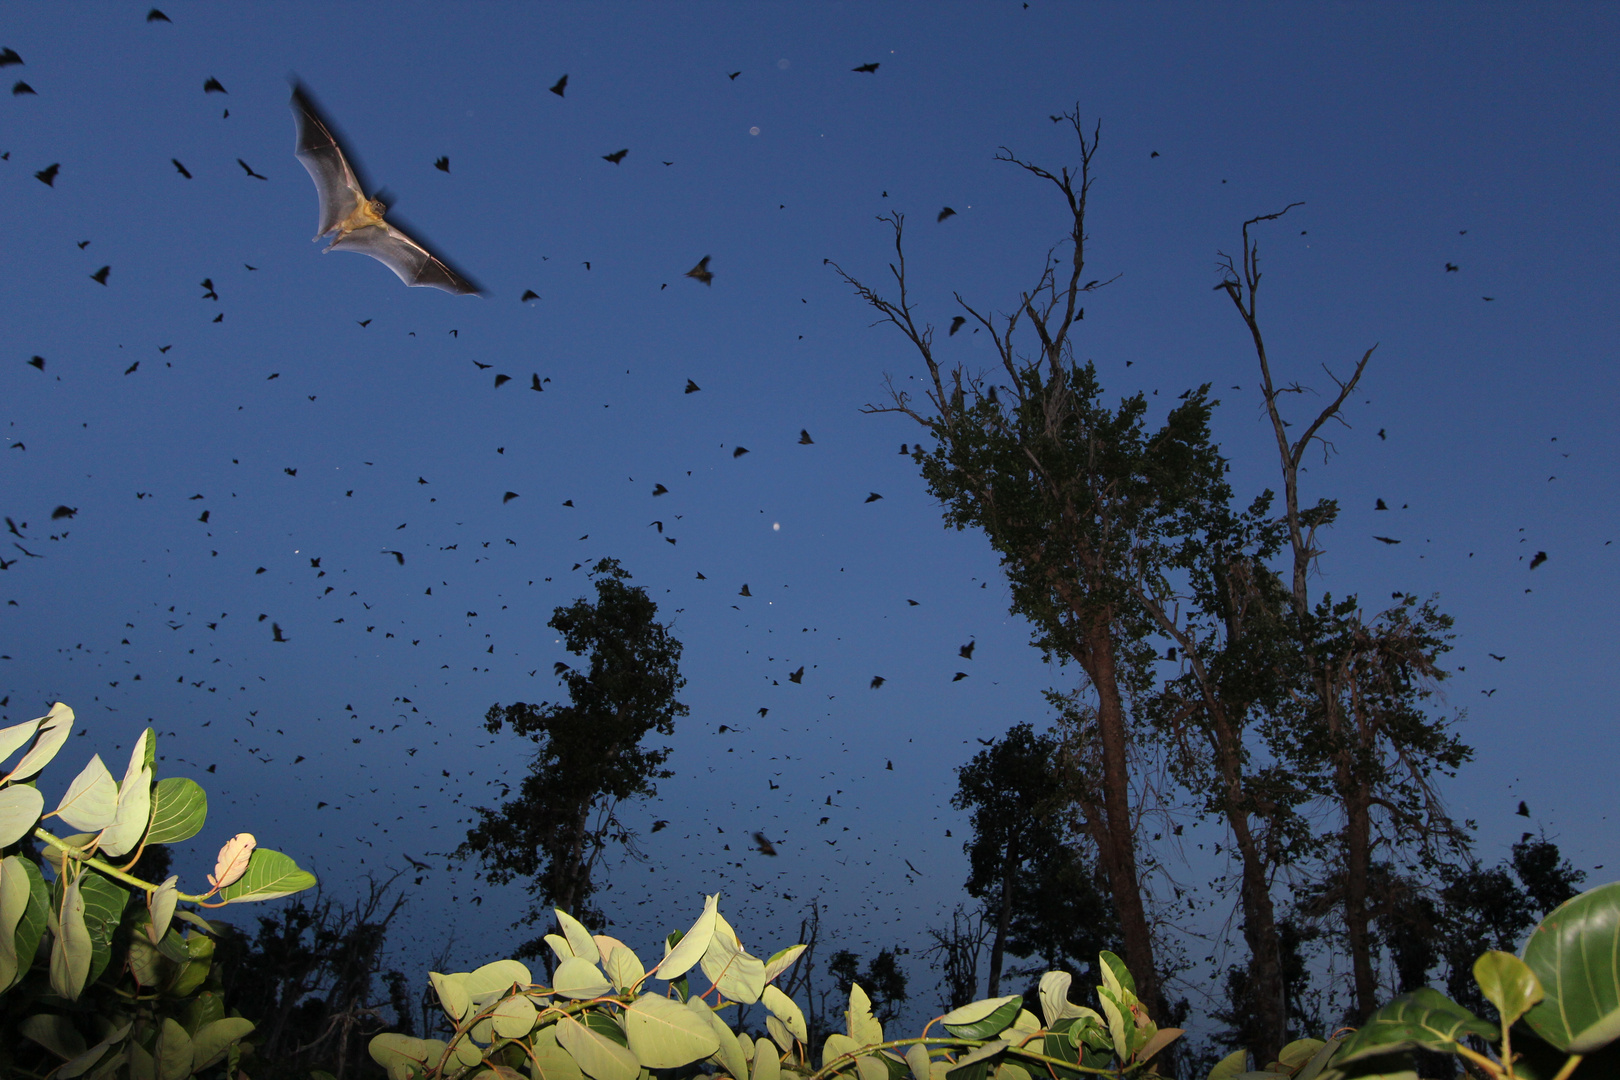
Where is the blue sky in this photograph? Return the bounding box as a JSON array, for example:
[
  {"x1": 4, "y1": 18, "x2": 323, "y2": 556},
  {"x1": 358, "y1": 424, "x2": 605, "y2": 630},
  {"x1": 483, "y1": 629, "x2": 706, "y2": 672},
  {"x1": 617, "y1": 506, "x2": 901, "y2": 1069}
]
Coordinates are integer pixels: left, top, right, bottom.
[{"x1": 2, "y1": 2, "x2": 1616, "y2": 1032}]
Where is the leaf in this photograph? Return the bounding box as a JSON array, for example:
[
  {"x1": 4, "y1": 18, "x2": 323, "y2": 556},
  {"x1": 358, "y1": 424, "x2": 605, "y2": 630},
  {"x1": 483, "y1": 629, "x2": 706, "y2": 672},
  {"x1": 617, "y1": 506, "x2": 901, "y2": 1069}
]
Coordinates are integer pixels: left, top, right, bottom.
[
  {"x1": 21, "y1": 1012, "x2": 88, "y2": 1059},
  {"x1": 689, "y1": 997, "x2": 748, "y2": 1080},
  {"x1": 50, "y1": 875, "x2": 93, "y2": 998},
  {"x1": 625, "y1": 992, "x2": 720, "y2": 1067},
  {"x1": 190, "y1": 1017, "x2": 253, "y2": 1071},
  {"x1": 701, "y1": 910, "x2": 767, "y2": 1003},
  {"x1": 555, "y1": 908, "x2": 601, "y2": 964},
  {"x1": 1332, "y1": 988, "x2": 1498, "y2": 1064},
  {"x1": 155, "y1": 1017, "x2": 194, "y2": 1080},
  {"x1": 823, "y1": 1032, "x2": 861, "y2": 1070},
  {"x1": 603, "y1": 940, "x2": 645, "y2": 992},
  {"x1": 857, "y1": 1055, "x2": 891, "y2": 1080},
  {"x1": 147, "y1": 778, "x2": 208, "y2": 844},
  {"x1": 76, "y1": 869, "x2": 131, "y2": 985},
  {"x1": 948, "y1": 1041, "x2": 1008, "y2": 1076},
  {"x1": 556, "y1": 1013, "x2": 640, "y2": 1080},
  {"x1": 492, "y1": 994, "x2": 538, "y2": 1040},
  {"x1": 755, "y1": 1039, "x2": 783, "y2": 1080},
  {"x1": 653, "y1": 893, "x2": 719, "y2": 981},
  {"x1": 1134, "y1": 1027, "x2": 1181, "y2": 1065},
  {"x1": 0, "y1": 783, "x2": 45, "y2": 846},
  {"x1": 0, "y1": 855, "x2": 32, "y2": 990},
  {"x1": 10, "y1": 857, "x2": 47, "y2": 981},
  {"x1": 531, "y1": 1024, "x2": 586, "y2": 1080},
  {"x1": 1039, "y1": 972, "x2": 1076, "y2": 1026},
  {"x1": 1473, "y1": 950, "x2": 1544, "y2": 1028},
  {"x1": 905, "y1": 1044, "x2": 931, "y2": 1080},
  {"x1": 99, "y1": 764, "x2": 152, "y2": 857},
  {"x1": 217, "y1": 847, "x2": 317, "y2": 902},
  {"x1": 54, "y1": 755, "x2": 119, "y2": 831},
  {"x1": 8, "y1": 702, "x2": 74, "y2": 781},
  {"x1": 465, "y1": 959, "x2": 532, "y2": 1005},
  {"x1": 546, "y1": 933, "x2": 574, "y2": 964},
  {"x1": 147, "y1": 875, "x2": 179, "y2": 943},
  {"x1": 57, "y1": 1021, "x2": 132, "y2": 1079},
  {"x1": 940, "y1": 996, "x2": 1023, "y2": 1039},
  {"x1": 1276, "y1": 1039, "x2": 1324, "y2": 1070},
  {"x1": 431, "y1": 971, "x2": 472, "y2": 1021},
  {"x1": 553, "y1": 955, "x2": 613, "y2": 998},
  {"x1": 847, "y1": 982, "x2": 884, "y2": 1047},
  {"x1": 1097, "y1": 950, "x2": 1135, "y2": 998},
  {"x1": 763, "y1": 943, "x2": 806, "y2": 984},
  {"x1": 766, "y1": 1015, "x2": 795, "y2": 1054},
  {"x1": 1096, "y1": 989, "x2": 1127, "y2": 1065},
  {"x1": 764, "y1": 985, "x2": 809, "y2": 1044},
  {"x1": 209, "y1": 833, "x2": 256, "y2": 890},
  {"x1": 369, "y1": 1033, "x2": 451, "y2": 1074},
  {"x1": 1523, "y1": 880, "x2": 1620, "y2": 1054},
  {"x1": 0, "y1": 715, "x2": 43, "y2": 767},
  {"x1": 1293, "y1": 1036, "x2": 1344, "y2": 1080}
]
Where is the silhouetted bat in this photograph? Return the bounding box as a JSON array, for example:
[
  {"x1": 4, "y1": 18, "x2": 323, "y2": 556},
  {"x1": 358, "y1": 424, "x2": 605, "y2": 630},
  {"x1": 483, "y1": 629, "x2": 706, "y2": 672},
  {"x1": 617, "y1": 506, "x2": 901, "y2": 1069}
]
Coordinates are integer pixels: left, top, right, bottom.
[{"x1": 290, "y1": 83, "x2": 480, "y2": 295}]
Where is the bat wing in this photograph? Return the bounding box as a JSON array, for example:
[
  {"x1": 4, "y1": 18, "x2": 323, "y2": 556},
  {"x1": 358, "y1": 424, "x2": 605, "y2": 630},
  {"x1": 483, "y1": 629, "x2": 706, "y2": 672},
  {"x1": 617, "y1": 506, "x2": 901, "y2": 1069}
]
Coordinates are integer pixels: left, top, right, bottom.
[
  {"x1": 329, "y1": 221, "x2": 481, "y2": 295},
  {"x1": 290, "y1": 83, "x2": 367, "y2": 239}
]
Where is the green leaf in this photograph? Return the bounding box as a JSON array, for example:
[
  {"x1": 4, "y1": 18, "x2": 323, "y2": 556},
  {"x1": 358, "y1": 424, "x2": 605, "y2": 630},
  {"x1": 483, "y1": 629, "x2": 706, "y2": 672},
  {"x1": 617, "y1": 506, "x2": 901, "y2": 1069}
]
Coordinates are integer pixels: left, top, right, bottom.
[
  {"x1": 98, "y1": 765, "x2": 152, "y2": 857},
  {"x1": 583, "y1": 1010, "x2": 628, "y2": 1047},
  {"x1": 54, "y1": 754, "x2": 119, "y2": 831},
  {"x1": 1134, "y1": 1027, "x2": 1181, "y2": 1065},
  {"x1": 766, "y1": 1015, "x2": 795, "y2": 1054},
  {"x1": 147, "y1": 875, "x2": 179, "y2": 944},
  {"x1": 755, "y1": 1039, "x2": 783, "y2": 1080},
  {"x1": 8, "y1": 702, "x2": 74, "y2": 781},
  {"x1": 1098, "y1": 951, "x2": 1135, "y2": 997},
  {"x1": 216, "y1": 847, "x2": 317, "y2": 902},
  {"x1": 763, "y1": 943, "x2": 806, "y2": 984},
  {"x1": 940, "y1": 995, "x2": 1023, "y2": 1039},
  {"x1": 690, "y1": 996, "x2": 748, "y2": 1080},
  {"x1": 1523, "y1": 880, "x2": 1620, "y2": 1054},
  {"x1": 556, "y1": 1013, "x2": 640, "y2": 1080},
  {"x1": 51, "y1": 875, "x2": 93, "y2": 998},
  {"x1": 465, "y1": 958, "x2": 532, "y2": 1005},
  {"x1": 654, "y1": 893, "x2": 718, "y2": 981},
  {"x1": 531, "y1": 1025, "x2": 587, "y2": 1080},
  {"x1": 556, "y1": 908, "x2": 601, "y2": 964},
  {"x1": 431, "y1": 971, "x2": 472, "y2": 1021},
  {"x1": 1333, "y1": 987, "x2": 1497, "y2": 1064},
  {"x1": 1474, "y1": 950, "x2": 1544, "y2": 1028},
  {"x1": 846, "y1": 982, "x2": 884, "y2": 1047},
  {"x1": 11, "y1": 856, "x2": 48, "y2": 981},
  {"x1": 0, "y1": 854, "x2": 32, "y2": 991},
  {"x1": 1276, "y1": 1039, "x2": 1324, "y2": 1070},
  {"x1": 1096, "y1": 988, "x2": 1128, "y2": 1065},
  {"x1": 1292, "y1": 1036, "x2": 1344, "y2": 1080},
  {"x1": 491, "y1": 994, "x2": 538, "y2": 1040},
  {"x1": 57, "y1": 1021, "x2": 132, "y2": 1079},
  {"x1": 603, "y1": 941, "x2": 645, "y2": 992},
  {"x1": 1206, "y1": 1049, "x2": 1248, "y2": 1080},
  {"x1": 700, "y1": 910, "x2": 767, "y2": 1003},
  {"x1": 184, "y1": 988, "x2": 226, "y2": 1034},
  {"x1": 370, "y1": 1033, "x2": 451, "y2": 1074},
  {"x1": 0, "y1": 715, "x2": 43, "y2": 767},
  {"x1": 764, "y1": 984, "x2": 808, "y2": 1044},
  {"x1": 624, "y1": 992, "x2": 720, "y2": 1067},
  {"x1": 191, "y1": 1017, "x2": 253, "y2": 1071},
  {"x1": 21, "y1": 1012, "x2": 88, "y2": 1059},
  {"x1": 553, "y1": 955, "x2": 612, "y2": 998},
  {"x1": 156, "y1": 1017, "x2": 193, "y2": 1080},
  {"x1": 905, "y1": 1044, "x2": 931, "y2": 1080},
  {"x1": 147, "y1": 778, "x2": 208, "y2": 844},
  {"x1": 857, "y1": 1055, "x2": 891, "y2": 1080},
  {"x1": 76, "y1": 868, "x2": 130, "y2": 985},
  {"x1": 823, "y1": 1032, "x2": 861, "y2": 1070},
  {"x1": 0, "y1": 783, "x2": 45, "y2": 846}
]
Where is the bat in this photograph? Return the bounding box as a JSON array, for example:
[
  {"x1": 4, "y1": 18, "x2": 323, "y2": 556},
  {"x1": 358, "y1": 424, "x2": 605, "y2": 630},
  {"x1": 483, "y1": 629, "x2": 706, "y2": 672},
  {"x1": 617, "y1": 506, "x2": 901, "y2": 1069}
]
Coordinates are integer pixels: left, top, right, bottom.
[
  {"x1": 852, "y1": 62, "x2": 880, "y2": 73},
  {"x1": 289, "y1": 82, "x2": 481, "y2": 295}
]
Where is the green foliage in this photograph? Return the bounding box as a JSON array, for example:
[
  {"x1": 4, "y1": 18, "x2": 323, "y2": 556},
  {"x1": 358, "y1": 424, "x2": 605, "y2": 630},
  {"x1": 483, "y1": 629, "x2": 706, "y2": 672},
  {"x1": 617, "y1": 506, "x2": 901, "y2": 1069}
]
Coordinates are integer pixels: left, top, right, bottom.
[
  {"x1": 0, "y1": 702, "x2": 317, "y2": 1080},
  {"x1": 460, "y1": 558, "x2": 686, "y2": 943},
  {"x1": 371, "y1": 895, "x2": 1184, "y2": 1080},
  {"x1": 1207, "y1": 876, "x2": 1620, "y2": 1080}
]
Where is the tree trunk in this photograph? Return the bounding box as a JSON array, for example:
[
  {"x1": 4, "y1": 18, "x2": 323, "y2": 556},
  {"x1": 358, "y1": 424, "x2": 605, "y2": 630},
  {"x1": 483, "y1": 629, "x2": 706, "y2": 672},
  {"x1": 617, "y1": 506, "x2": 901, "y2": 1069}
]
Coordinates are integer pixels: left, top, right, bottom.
[
  {"x1": 1342, "y1": 778, "x2": 1376, "y2": 1021},
  {"x1": 987, "y1": 837, "x2": 1019, "y2": 996},
  {"x1": 1081, "y1": 625, "x2": 1163, "y2": 1017}
]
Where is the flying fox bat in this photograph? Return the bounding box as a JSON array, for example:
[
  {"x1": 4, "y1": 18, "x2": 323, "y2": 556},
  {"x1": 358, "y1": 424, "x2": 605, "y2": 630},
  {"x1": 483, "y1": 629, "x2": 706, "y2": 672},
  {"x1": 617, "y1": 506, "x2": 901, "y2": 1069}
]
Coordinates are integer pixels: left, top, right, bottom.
[{"x1": 289, "y1": 83, "x2": 480, "y2": 295}]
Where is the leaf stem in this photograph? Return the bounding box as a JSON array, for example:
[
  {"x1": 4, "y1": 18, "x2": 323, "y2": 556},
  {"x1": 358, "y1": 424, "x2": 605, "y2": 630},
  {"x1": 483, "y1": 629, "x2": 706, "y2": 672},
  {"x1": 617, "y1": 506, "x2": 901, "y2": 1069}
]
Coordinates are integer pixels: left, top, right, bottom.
[{"x1": 32, "y1": 827, "x2": 218, "y2": 902}]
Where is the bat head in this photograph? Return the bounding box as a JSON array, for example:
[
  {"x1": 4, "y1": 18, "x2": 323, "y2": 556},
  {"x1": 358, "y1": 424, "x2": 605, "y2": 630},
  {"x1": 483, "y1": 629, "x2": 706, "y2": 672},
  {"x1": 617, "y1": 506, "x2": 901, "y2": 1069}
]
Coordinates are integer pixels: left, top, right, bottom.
[{"x1": 368, "y1": 197, "x2": 388, "y2": 217}]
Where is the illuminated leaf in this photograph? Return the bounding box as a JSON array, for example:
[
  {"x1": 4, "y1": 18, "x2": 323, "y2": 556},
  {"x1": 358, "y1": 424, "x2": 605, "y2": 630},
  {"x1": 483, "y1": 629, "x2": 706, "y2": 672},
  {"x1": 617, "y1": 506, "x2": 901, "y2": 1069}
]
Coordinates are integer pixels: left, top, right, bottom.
[
  {"x1": 145, "y1": 778, "x2": 207, "y2": 844},
  {"x1": 54, "y1": 755, "x2": 118, "y2": 831}
]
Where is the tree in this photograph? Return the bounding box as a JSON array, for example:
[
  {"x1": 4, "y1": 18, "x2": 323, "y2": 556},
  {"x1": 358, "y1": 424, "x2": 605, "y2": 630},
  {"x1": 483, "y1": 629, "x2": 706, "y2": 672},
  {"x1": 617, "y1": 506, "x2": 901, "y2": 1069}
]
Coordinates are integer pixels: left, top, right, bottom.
[
  {"x1": 1217, "y1": 208, "x2": 1474, "y2": 1023},
  {"x1": 460, "y1": 558, "x2": 685, "y2": 950},
  {"x1": 219, "y1": 876, "x2": 409, "y2": 1080},
  {"x1": 953, "y1": 723, "x2": 1115, "y2": 996},
  {"x1": 826, "y1": 947, "x2": 910, "y2": 1026},
  {"x1": 833, "y1": 111, "x2": 1227, "y2": 1019}
]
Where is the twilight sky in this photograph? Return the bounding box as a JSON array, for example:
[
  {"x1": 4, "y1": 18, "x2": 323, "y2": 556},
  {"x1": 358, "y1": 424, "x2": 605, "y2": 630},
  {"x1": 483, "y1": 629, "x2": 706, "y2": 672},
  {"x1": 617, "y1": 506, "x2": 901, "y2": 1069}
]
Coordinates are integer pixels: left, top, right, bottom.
[{"x1": 2, "y1": 2, "x2": 1616, "y2": 1032}]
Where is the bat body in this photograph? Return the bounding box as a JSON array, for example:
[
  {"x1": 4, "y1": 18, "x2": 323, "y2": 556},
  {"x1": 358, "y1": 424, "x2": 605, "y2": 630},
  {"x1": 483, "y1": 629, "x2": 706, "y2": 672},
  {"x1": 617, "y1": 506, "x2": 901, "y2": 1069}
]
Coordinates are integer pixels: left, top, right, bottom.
[{"x1": 290, "y1": 83, "x2": 480, "y2": 295}]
